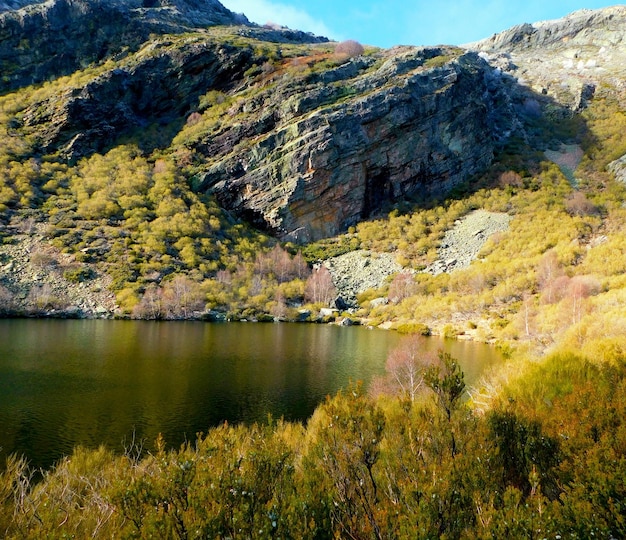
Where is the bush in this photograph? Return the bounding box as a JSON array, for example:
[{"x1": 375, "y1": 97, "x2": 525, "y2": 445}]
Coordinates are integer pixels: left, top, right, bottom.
[
  {"x1": 395, "y1": 322, "x2": 431, "y2": 335},
  {"x1": 334, "y1": 40, "x2": 364, "y2": 58},
  {"x1": 565, "y1": 191, "x2": 599, "y2": 216},
  {"x1": 63, "y1": 265, "x2": 95, "y2": 283},
  {"x1": 30, "y1": 249, "x2": 56, "y2": 268}
]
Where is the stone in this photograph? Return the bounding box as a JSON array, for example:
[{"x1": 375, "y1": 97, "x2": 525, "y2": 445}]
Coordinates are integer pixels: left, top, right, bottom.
[
  {"x1": 197, "y1": 47, "x2": 508, "y2": 241},
  {"x1": 609, "y1": 154, "x2": 626, "y2": 184},
  {"x1": 297, "y1": 309, "x2": 311, "y2": 321},
  {"x1": 466, "y1": 6, "x2": 626, "y2": 109}
]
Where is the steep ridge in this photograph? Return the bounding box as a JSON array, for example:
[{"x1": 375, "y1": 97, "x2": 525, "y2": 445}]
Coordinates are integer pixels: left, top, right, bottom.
[
  {"x1": 466, "y1": 6, "x2": 626, "y2": 108},
  {"x1": 0, "y1": 0, "x2": 248, "y2": 92}
]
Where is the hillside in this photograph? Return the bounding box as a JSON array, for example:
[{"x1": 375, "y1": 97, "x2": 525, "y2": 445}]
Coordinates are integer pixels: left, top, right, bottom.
[
  {"x1": 0, "y1": 0, "x2": 624, "y2": 349},
  {"x1": 3, "y1": 2, "x2": 626, "y2": 538}
]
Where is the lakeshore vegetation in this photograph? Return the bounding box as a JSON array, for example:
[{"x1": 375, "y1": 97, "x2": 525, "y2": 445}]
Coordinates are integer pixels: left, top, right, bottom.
[
  {"x1": 1, "y1": 24, "x2": 626, "y2": 539},
  {"x1": 2, "y1": 344, "x2": 626, "y2": 538}
]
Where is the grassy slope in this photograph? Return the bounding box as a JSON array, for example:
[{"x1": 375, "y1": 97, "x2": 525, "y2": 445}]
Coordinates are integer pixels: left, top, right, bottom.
[{"x1": 1, "y1": 25, "x2": 626, "y2": 538}]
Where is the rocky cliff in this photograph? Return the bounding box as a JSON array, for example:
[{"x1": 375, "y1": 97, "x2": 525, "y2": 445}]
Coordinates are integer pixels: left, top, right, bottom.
[
  {"x1": 466, "y1": 6, "x2": 626, "y2": 108},
  {"x1": 195, "y1": 47, "x2": 508, "y2": 241},
  {"x1": 4, "y1": 0, "x2": 518, "y2": 242}
]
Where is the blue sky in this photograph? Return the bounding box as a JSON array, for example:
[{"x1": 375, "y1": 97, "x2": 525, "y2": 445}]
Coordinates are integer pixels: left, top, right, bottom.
[{"x1": 220, "y1": 0, "x2": 621, "y2": 47}]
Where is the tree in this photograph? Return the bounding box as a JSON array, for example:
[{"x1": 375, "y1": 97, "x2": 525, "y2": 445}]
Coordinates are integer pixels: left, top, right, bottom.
[
  {"x1": 423, "y1": 351, "x2": 466, "y2": 459},
  {"x1": 538, "y1": 249, "x2": 564, "y2": 304},
  {"x1": 387, "y1": 272, "x2": 416, "y2": 304},
  {"x1": 372, "y1": 336, "x2": 430, "y2": 404},
  {"x1": 304, "y1": 266, "x2": 336, "y2": 305},
  {"x1": 424, "y1": 351, "x2": 466, "y2": 422},
  {"x1": 334, "y1": 40, "x2": 365, "y2": 58},
  {"x1": 566, "y1": 274, "x2": 600, "y2": 326},
  {"x1": 487, "y1": 410, "x2": 560, "y2": 498}
]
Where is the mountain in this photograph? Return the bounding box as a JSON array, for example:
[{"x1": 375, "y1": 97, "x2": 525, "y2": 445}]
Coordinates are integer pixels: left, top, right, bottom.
[
  {"x1": 0, "y1": 0, "x2": 518, "y2": 242},
  {"x1": 466, "y1": 6, "x2": 626, "y2": 108},
  {"x1": 0, "y1": 1, "x2": 625, "y2": 320}
]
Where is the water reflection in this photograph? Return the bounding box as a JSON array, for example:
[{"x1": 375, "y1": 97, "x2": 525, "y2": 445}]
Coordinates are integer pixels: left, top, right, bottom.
[{"x1": 0, "y1": 320, "x2": 501, "y2": 469}]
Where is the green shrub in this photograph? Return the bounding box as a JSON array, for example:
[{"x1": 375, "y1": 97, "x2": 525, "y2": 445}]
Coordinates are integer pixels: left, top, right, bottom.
[
  {"x1": 63, "y1": 265, "x2": 95, "y2": 283},
  {"x1": 395, "y1": 322, "x2": 431, "y2": 335}
]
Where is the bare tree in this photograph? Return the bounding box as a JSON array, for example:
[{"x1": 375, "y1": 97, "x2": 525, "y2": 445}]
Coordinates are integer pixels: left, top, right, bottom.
[
  {"x1": 498, "y1": 170, "x2": 523, "y2": 188},
  {"x1": 567, "y1": 274, "x2": 600, "y2": 325},
  {"x1": 161, "y1": 275, "x2": 204, "y2": 319},
  {"x1": 268, "y1": 245, "x2": 292, "y2": 283},
  {"x1": 385, "y1": 336, "x2": 430, "y2": 403},
  {"x1": 387, "y1": 272, "x2": 416, "y2": 303},
  {"x1": 521, "y1": 291, "x2": 535, "y2": 338},
  {"x1": 291, "y1": 251, "x2": 310, "y2": 280},
  {"x1": 334, "y1": 40, "x2": 365, "y2": 58},
  {"x1": 538, "y1": 249, "x2": 563, "y2": 304},
  {"x1": 565, "y1": 191, "x2": 598, "y2": 217},
  {"x1": 133, "y1": 284, "x2": 163, "y2": 319},
  {"x1": 27, "y1": 283, "x2": 66, "y2": 311},
  {"x1": 305, "y1": 266, "x2": 337, "y2": 306}
]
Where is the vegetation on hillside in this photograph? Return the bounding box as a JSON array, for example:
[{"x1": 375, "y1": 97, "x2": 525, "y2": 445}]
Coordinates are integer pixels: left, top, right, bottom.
[
  {"x1": 1, "y1": 12, "x2": 626, "y2": 537},
  {"x1": 2, "y1": 339, "x2": 625, "y2": 539}
]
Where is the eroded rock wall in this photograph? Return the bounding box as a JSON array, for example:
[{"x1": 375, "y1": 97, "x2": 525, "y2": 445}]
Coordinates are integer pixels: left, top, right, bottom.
[{"x1": 197, "y1": 49, "x2": 504, "y2": 241}]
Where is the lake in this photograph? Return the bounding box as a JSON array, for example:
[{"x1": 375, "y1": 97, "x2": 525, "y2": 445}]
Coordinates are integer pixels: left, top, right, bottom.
[{"x1": 0, "y1": 319, "x2": 502, "y2": 469}]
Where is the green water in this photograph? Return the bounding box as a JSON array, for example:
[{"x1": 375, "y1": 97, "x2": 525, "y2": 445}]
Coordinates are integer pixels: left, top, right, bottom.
[{"x1": 0, "y1": 320, "x2": 502, "y2": 469}]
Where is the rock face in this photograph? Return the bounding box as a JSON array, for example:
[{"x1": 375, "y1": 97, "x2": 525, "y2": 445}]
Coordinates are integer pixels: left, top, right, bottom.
[
  {"x1": 466, "y1": 6, "x2": 626, "y2": 108},
  {"x1": 2, "y1": 1, "x2": 522, "y2": 244},
  {"x1": 0, "y1": 0, "x2": 249, "y2": 92},
  {"x1": 16, "y1": 34, "x2": 514, "y2": 240},
  {"x1": 196, "y1": 47, "x2": 509, "y2": 241}
]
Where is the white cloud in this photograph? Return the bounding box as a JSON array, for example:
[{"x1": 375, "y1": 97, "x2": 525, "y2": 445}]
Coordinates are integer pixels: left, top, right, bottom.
[{"x1": 220, "y1": 0, "x2": 336, "y2": 39}]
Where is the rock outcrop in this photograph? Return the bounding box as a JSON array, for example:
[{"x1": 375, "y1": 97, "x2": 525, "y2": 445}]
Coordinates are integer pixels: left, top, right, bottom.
[
  {"x1": 466, "y1": 6, "x2": 626, "y2": 108},
  {"x1": 196, "y1": 47, "x2": 510, "y2": 241},
  {"x1": 609, "y1": 154, "x2": 626, "y2": 185},
  {"x1": 0, "y1": 0, "x2": 248, "y2": 92},
  {"x1": 21, "y1": 37, "x2": 261, "y2": 160}
]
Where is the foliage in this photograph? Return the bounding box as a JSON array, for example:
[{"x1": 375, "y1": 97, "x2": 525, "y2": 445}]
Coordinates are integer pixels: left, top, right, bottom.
[
  {"x1": 4, "y1": 348, "x2": 626, "y2": 538},
  {"x1": 334, "y1": 40, "x2": 365, "y2": 58}
]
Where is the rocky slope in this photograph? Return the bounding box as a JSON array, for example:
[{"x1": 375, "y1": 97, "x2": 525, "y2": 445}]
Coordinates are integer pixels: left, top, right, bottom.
[
  {"x1": 466, "y1": 6, "x2": 626, "y2": 108},
  {"x1": 0, "y1": 216, "x2": 117, "y2": 317},
  {"x1": 425, "y1": 210, "x2": 511, "y2": 275},
  {"x1": 325, "y1": 250, "x2": 403, "y2": 308},
  {"x1": 197, "y1": 47, "x2": 511, "y2": 241}
]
